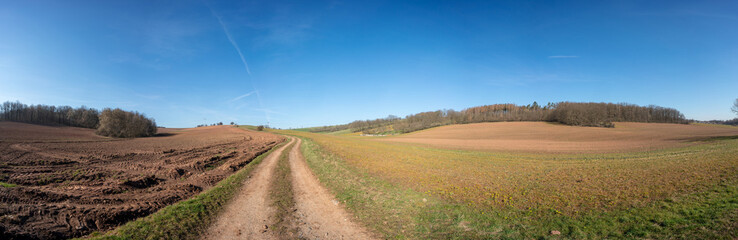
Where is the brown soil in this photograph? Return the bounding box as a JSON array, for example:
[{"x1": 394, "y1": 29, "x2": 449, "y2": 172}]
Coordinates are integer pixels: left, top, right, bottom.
[
  {"x1": 379, "y1": 122, "x2": 738, "y2": 153},
  {"x1": 202, "y1": 138, "x2": 294, "y2": 240},
  {"x1": 288, "y1": 138, "x2": 376, "y2": 240},
  {"x1": 205, "y1": 137, "x2": 376, "y2": 240},
  {"x1": 0, "y1": 122, "x2": 283, "y2": 239}
]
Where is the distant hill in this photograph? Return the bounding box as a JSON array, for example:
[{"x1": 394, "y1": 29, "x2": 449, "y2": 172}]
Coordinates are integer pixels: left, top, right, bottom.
[{"x1": 303, "y1": 102, "x2": 687, "y2": 134}]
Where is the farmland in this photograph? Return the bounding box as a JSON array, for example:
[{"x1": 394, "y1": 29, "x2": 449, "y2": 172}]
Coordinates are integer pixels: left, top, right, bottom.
[
  {"x1": 280, "y1": 122, "x2": 738, "y2": 238},
  {"x1": 0, "y1": 122, "x2": 282, "y2": 239},
  {"x1": 380, "y1": 122, "x2": 738, "y2": 153}
]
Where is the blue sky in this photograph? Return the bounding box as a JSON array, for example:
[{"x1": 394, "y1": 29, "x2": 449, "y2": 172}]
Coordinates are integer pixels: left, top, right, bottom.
[{"x1": 1, "y1": 0, "x2": 736, "y2": 128}]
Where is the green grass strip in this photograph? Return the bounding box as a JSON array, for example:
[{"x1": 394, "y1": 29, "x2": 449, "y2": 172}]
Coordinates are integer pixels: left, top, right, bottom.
[
  {"x1": 269, "y1": 139, "x2": 298, "y2": 237},
  {"x1": 296, "y1": 136, "x2": 477, "y2": 239},
  {"x1": 79, "y1": 138, "x2": 288, "y2": 240},
  {"x1": 0, "y1": 181, "x2": 18, "y2": 187}
]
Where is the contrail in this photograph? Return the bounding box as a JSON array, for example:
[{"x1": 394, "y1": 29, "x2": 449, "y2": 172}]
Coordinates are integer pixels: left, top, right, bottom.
[
  {"x1": 228, "y1": 91, "x2": 256, "y2": 103},
  {"x1": 548, "y1": 55, "x2": 579, "y2": 59},
  {"x1": 208, "y1": 7, "x2": 251, "y2": 75},
  {"x1": 207, "y1": 3, "x2": 271, "y2": 125}
]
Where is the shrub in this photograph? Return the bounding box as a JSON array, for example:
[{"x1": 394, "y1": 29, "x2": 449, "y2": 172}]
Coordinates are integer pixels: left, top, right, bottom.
[{"x1": 96, "y1": 108, "x2": 157, "y2": 138}]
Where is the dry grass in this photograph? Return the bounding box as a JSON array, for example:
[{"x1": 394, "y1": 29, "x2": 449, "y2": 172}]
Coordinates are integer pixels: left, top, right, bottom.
[
  {"x1": 283, "y1": 124, "x2": 738, "y2": 215},
  {"x1": 377, "y1": 122, "x2": 738, "y2": 153}
]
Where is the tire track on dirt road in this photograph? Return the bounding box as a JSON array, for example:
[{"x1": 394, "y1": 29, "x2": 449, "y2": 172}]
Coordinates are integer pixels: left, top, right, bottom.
[
  {"x1": 203, "y1": 137, "x2": 294, "y2": 240},
  {"x1": 288, "y1": 138, "x2": 377, "y2": 240},
  {"x1": 204, "y1": 136, "x2": 376, "y2": 240}
]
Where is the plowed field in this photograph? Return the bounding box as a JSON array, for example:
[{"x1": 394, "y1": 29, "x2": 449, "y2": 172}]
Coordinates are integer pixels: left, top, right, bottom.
[
  {"x1": 0, "y1": 122, "x2": 282, "y2": 239},
  {"x1": 379, "y1": 122, "x2": 738, "y2": 153}
]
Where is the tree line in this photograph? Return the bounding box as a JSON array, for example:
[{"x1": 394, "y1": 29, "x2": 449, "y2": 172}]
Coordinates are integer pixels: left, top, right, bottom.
[
  {"x1": 306, "y1": 101, "x2": 688, "y2": 134},
  {"x1": 196, "y1": 122, "x2": 241, "y2": 127},
  {"x1": 1, "y1": 101, "x2": 100, "y2": 128},
  {"x1": 1, "y1": 101, "x2": 157, "y2": 138},
  {"x1": 697, "y1": 118, "x2": 738, "y2": 126}
]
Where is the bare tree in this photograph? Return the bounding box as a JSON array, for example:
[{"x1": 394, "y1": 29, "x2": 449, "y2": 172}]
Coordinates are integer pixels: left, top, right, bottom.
[
  {"x1": 96, "y1": 108, "x2": 157, "y2": 138},
  {"x1": 732, "y1": 98, "x2": 738, "y2": 115}
]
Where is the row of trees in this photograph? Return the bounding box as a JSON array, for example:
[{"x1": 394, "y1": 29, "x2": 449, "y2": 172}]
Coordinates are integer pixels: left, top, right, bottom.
[
  {"x1": 698, "y1": 98, "x2": 738, "y2": 126},
  {"x1": 697, "y1": 118, "x2": 738, "y2": 126},
  {"x1": 551, "y1": 102, "x2": 685, "y2": 127},
  {"x1": 694, "y1": 99, "x2": 738, "y2": 126},
  {"x1": 308, "y1": 101, "x2": 688, "y2": 134},
  {"x1": 196, "y1": 122, "x2": 242, "y2": 128},
  {"x1": 1, "y1": 101, "x2": 99, "y2": 128},
  {"x1": 0, "y1": 101, "x2": 157, "y2": 138}
]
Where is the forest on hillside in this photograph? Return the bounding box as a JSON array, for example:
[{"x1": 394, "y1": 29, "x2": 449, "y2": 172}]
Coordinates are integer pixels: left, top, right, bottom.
[{"x1": 306, "y1": 102, "x2": 688, "y2": 134}]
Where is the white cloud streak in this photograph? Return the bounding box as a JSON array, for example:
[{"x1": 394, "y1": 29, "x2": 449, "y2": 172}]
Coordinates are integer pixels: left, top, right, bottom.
[
  {"x1": 548, "y1": 55, "x2": 579, "y2": 59},
  {"x1": 228, "y1": 91, "x2": 256, "y2": 102},
  {"x1": 207, "y1": 3, "x2": 271, "y2": 124},
  {"x1": 208, "y1": 7, "x2": 252, "y2": 75}
]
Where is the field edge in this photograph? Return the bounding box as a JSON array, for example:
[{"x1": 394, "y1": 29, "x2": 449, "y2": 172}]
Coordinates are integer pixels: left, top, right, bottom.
[
  {"x1": 76, "y1": 136, "x2": 289, "y2": 240},
  {"x1": 285, "y1": 130, "x2": 738, "y2": 239},
  {"x1": 285, "y1": 132, "x2": 480, "y2": 239}
]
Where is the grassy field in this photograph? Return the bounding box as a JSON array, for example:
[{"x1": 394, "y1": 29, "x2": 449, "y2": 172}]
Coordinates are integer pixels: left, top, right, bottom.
[{"x1": 275, "y1": 124, "x2": 738, "y2": 239}]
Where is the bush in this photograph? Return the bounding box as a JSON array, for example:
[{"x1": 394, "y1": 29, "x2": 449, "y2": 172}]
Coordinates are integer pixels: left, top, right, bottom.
[
  {"x1": 256, "y1": 125, "x2": 265, "y2": 131},
  {"x1": 96, "y1": 108, "x2": 157, "y2": 138}
]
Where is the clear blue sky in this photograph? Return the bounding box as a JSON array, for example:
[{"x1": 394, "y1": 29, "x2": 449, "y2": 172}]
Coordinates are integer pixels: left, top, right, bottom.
[{"x1": 1, "y1": 1, "x2": 736, "y2": 128}]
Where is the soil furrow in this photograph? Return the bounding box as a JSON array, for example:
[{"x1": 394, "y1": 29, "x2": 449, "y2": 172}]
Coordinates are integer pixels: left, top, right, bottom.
[{"x1": 0, "y1": 122, "x2": 283, "y2": 239}]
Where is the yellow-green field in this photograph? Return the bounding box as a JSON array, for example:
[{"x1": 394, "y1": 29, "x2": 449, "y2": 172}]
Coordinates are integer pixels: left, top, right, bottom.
[{"x1": 278, "y1": 124, "x2": 738, "y2": 239}]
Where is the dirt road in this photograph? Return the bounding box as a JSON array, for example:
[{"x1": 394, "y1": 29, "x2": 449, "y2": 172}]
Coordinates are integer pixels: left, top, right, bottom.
[
  {"x1": 205, "y1": 137, "x2": 375, "y2": 240},
  {"x1": 0, "y1": 123, "x2": 282, "y2": 239},
  {"x1": 288, "y1": 138, "x2": 376, "y2": 240},
  {"x1": 203, "y1": 138, "x2": 294, "y2": 240}
]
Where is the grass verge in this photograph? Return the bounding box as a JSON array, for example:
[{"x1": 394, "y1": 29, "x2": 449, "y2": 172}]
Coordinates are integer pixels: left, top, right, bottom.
[
  {"x1": 292, "y1": 133, "x2": 738, "y2": 239},
  {"x1": 78, "y1": 138, "x2": 287, "y2": 240},
  {"x1": 295, "y1": 135, "x2": 476, "y2": 239},
  {"x1": 0, "y1": 181, "x2": 17, "y2": 187},
  {"x1": 269, "y1": 139, "x2": 298, "y2": 238}
]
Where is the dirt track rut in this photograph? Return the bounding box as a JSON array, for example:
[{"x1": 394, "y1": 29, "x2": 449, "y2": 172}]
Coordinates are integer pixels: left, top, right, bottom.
[
  {"x1": 203, "y1": 138, "x2": 293, "y2": 240},
  {"x1": 204, "y1": 137, "x2": 376, "y2": 240}
]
